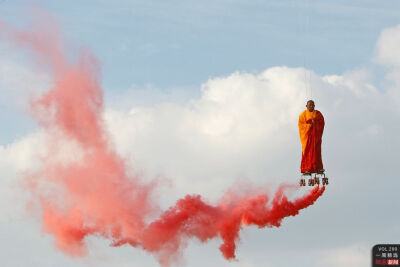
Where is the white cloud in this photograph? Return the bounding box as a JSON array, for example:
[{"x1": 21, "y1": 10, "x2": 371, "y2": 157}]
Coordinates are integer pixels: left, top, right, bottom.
[
  {"x1": 375, "y1": 24, "x2": 400, "y2": 67},
  {"x1": 103, "y1": 63, "x2": 392, "y2": 203},
  {"x1": 104, "y1": 67, "x2": 315, "y2": 204},
  {"x1": 375, "y1": 25, "x2": 400, "y2": 111}
]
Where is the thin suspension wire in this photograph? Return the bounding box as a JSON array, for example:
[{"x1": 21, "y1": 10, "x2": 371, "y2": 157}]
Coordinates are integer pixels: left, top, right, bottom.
[
  {"x1": 298, "y1": 0, "x2": 312, "y2": 100},
  {"x1": 297, "y1": 0, "x2": 308, "y2": 100},
  {"x1": 305, "y1": 0, "x2": 312, "y2": 100},
  {"x1": 306, "y1": 0, "x2": 312, "y2": 99}
]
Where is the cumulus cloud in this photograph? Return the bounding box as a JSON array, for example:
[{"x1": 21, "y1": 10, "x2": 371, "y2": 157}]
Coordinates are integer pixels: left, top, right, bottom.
[
  {"x1": 375, "y1": 24, "x2": 400, "y2": 110},
  {"x1": 104, "y1": 67, "x2": 314, "y2": 203},
  {"x1": 375, "y1": 24, "x2": 400, "y2": 67},
  {"x1": 103, "y1": 65, "x2": 389, "y2": 201}
]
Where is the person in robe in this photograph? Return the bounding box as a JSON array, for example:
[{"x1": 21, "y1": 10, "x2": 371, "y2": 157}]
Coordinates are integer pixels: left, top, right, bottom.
[{"x1": 298, "y1": 100, "x2": 325, "y2": 174}]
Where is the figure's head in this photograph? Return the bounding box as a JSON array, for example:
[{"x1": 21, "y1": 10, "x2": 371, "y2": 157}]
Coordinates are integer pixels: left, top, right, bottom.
[{"x1": 306, "y1": 100, "x2": 315, "y2": 112}]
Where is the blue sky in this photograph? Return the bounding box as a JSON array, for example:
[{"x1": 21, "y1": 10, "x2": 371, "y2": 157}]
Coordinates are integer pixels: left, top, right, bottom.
[
  {"x1": 1, "y1": 0, "x2": 399, "y2": 91},
  {"x1": 1, "y1": 1, "x2": 400, "y2": 267}
]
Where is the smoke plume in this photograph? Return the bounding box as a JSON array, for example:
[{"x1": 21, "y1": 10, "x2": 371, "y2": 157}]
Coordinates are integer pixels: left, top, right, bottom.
[{"x1": 0, "y1": 11, "x2": 325, "y2": 266}]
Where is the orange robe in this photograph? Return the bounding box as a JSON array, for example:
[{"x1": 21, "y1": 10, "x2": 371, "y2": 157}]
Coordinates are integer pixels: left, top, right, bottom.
[{"x1": 298, "y1": 109, "x2": 324, "y2": 173}]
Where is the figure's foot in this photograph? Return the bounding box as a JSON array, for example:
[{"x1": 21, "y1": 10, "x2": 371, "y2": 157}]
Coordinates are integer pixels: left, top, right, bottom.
[
  {"x1": 303, "y1": 171, "x2": 311, "y2": 176},
  {"x1": 317, "y1": 168, "x2": 325, "y2": 174}
]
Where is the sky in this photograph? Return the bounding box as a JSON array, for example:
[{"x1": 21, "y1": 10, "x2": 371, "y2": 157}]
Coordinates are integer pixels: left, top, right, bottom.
[{"x1": 1, "y1": 1, "x2": 400, "y2": 267}]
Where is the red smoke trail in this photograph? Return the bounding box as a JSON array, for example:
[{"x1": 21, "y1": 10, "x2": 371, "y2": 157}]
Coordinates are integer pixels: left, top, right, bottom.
[
  {"x1": 0, "y1": 11, "x2": 325, "y2": 266},
  {"x1": 136, "y1": 185, "x2": 325, "y2": 265}
]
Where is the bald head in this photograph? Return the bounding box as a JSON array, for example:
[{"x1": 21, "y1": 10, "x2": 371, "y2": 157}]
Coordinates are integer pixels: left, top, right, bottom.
[{"x1": 306, "y1": 100, "x2": 315, "y2": 112}]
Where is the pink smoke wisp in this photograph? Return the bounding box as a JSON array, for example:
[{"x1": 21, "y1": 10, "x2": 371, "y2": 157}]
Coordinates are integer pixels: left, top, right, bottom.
[{"x1": 1, "y1": 12, "x2": 325, "y2": 266}]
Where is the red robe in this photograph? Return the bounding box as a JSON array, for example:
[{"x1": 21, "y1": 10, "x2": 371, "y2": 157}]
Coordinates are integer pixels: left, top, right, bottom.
[{"x1": 298, "y1": 110, "x2": 324, "y2": 173}]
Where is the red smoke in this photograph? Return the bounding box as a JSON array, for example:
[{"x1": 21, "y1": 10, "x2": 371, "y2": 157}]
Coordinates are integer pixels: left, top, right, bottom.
[{"x1": 0, "y1": 11, "x2": 325, "y2": 266}]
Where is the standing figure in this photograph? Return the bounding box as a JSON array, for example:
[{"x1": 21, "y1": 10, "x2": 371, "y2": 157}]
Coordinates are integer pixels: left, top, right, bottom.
[{"x1": 298, "y1": 100, "x2": 325, "y2": 175}]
